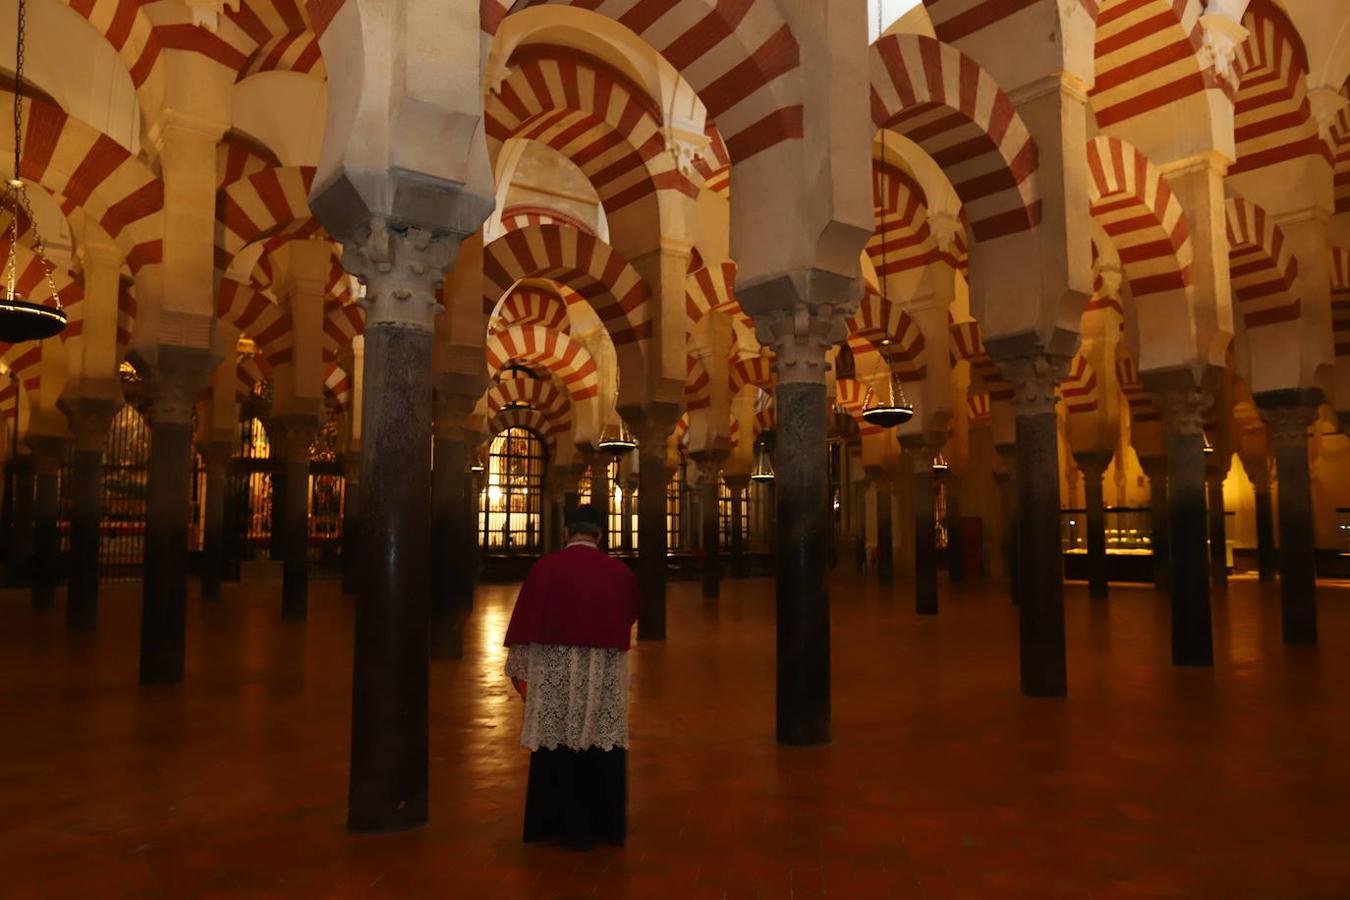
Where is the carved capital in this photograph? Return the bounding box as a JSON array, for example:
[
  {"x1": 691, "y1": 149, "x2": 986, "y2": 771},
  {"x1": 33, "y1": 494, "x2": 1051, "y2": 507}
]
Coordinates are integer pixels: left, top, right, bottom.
[
  {"x1": 1000, "y1": 354, "x2": 1071, "y2": 418},
  {"x1": 145, "y1": 347, "x2": 218, "y2": 426},
  {"x1": 753, "y1": 304, "x2": 849, "y2": 386},
  {"x1": 1152, "y1": 386, "x2": 1213, "y2": 437},
  {"x1": 662, "y1": 126, "x2": 711, "y2": 178},
  {"x1": 1240, "y1": 453, "x2": 1272, "y2": 490},
  {"x1": 1073, "y1": 451, "x2": 1112, "y2": 481},
  {"x1": 65, "y1": 397, "x2": 120, "y2": 454},
  {"x1": 343, "y1": 220, "x2": 456, "y2": 332},
  {"x1": 1198, "y1": 6, "x2": 1249, "y2": 91},
  {"x1": 269, "y1": 414, "x2": 321, "y2": 462},
  {"x1": 27, "y1": 436, "x2": 68, "y2": 474},
  {"x1": 1259, "y1": 405, "x2": 1317, "y2": 451},
  {"x1": 197, "y1": 439, "x2": 234, "y2": 474}
]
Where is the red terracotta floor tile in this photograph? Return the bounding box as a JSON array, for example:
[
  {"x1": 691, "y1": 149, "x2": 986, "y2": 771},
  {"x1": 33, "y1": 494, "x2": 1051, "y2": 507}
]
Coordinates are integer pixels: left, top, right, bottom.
[{"x1": 1, "y1": 574, "x2": 1349, "y2": 897}]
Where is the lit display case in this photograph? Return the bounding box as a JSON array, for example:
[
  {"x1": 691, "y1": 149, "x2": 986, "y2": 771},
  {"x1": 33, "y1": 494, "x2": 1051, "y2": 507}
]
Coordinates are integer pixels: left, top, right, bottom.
[{"x1": 1061, "y1": 507, "x2": 1155, "y2": 583}]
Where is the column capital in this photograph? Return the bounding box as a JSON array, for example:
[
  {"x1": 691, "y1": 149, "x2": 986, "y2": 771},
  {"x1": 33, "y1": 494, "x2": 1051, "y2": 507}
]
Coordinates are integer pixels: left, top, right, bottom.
[
  {"x1": 1073, "y1": 451, "x2": 1113, "y2": 481},
  {"x1": 26, "y1": 435, "x2": 68, "y2": 474},
  {"x1": 999, "y1": 353, "x2": 1071, "y2": 418},
  {"x1": 269, "y1": 413, "x2": 322, "y2": 462},
  {"x1": 691, "y1": 451, "x2": 726, "y2": 482},
  {"x1": 1138, "y1": 455, "x2": 1168, "y2": 481},
  {"x1": 62, "y1": 397, "x2": 120, "y2": 454},
  {"x1": 143, "y1": 346, "x2": 219, "y2": 426},
  {"x1": 432, "y1": 388, "x2": 479, "y2": 443},
  {"x1": 1149, "y1": 384, "x2": 1214, "y2": 437},
  {"x1": 344, "y1": 221, "x2": 459, "y2": 332},
  {"x1": 1256, "y1": 389, "x2": 1321, "y2": 451},
  {"x1": 1240, "y1": 453, "x2": 1272, "y2": 490},
  {"x1": 724, "y1": 473, "x2": 751, "y2": 493},
  {"x1": 197, "y1": 438, "x2": 234, "y2": 473},
  {"x1": 753, "y1": 304, "x2": 850, "y2": 386}
]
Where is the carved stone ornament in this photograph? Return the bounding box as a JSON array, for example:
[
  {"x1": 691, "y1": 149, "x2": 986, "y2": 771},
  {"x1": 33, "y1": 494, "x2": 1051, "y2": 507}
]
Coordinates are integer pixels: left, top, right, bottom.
[
  {"x1": 1001, "y1": 354, "x2": 1071, "y2": 417},
  {"x1": 1151, "y1": 386, "x2": 1213, "y2": 437},
  {"x1": 1197, "y1": 6, "x2": 1249, "y2": 91},
  {"x1": 662, "y1": 126, "x2": 712, "y2": 178},
  {"x1": 66, "y1": 399, "x2": 118, "y2": 454},
  {"x1": 343, "y1": 220, "x2": 456, "y2": 332},
  {"x1": 754, "y1": 303, "x2": 849, "y2": 386},
  {"x1": 1260, "y1": 404, "x2": 1317, "y2": 451},
  {"x1": 185, "y1": 0, "x2": 239, "y2": 33}
]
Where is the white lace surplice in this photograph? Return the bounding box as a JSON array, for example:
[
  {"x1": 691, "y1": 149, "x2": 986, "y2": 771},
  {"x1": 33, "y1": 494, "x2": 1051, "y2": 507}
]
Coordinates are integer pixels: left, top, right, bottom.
[{"x1": 505, "y1": 643, "x2": 629, "y2": 752}]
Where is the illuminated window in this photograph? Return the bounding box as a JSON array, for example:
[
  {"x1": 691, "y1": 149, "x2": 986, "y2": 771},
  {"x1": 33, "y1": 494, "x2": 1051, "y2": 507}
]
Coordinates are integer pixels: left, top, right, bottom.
[{"x1": 479, "y1": 427, "x2": 547, "y2": 554}]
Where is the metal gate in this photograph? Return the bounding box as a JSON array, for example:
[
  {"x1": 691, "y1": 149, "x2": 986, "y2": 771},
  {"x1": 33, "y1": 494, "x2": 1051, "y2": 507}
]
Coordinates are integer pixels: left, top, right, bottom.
[{"x1": 99, "y1": 402, "x2": 151, "y2": 581}]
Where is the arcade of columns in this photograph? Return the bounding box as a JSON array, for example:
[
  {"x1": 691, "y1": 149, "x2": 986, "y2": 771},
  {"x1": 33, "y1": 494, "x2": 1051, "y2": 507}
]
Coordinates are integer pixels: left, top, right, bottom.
[{"x1": 3, "y1": 0, "x2": 1350, "y2": 831}]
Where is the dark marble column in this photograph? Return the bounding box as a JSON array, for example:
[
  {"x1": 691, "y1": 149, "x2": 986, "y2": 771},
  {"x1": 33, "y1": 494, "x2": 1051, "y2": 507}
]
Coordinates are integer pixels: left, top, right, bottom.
[
  {"x1": 870, "y1": 471, "x2": 894, "y2": 586},
  {"x1": 911, "y1": 453, "x2": 938, "y2": 615},
  {"x1": 995, "y1": 446, "x2": 1021, "y2": 606},
  {"x1": 590, "y1": 454, "x2": 611, "y2": 547},
  {"x1": 341, "y1": 454, "x2": 361, "y2": 595},
  {"x1": 620, "y1": 477, "x2": 636, "y2": 554},
  {"x1": 1205, "y1": 457, "x2": 1229, "y2": 587},
  {"x1": 271, "y1": 416, "x2": 319, "y2": 622},
  {"x1": 945, "y1": 476, "x2": 965, "y2": 584},
  {"x1": 343, "y1": 226, "x2": 455, "y2": 834},
  {"x1": 1257, "y1": 391, "x2": 1320, "y2": 646},
  {"x1": 695, "y1": 457, "x2": 722, "y2": 599},
  {"x1": 1250, "y1": 470, "x2": 1277, "y2": 583},
  {"x1": 1140, "y1": 457, "x2": 1170, "y2": 591},
  {"x1": 726, "y1": 474, "x2": 748, "y2": 577},
  {"x1": 1075, "y1": 452, "x2": 1112, "y2": 600},
  {"x1": 430, "y1": 388, "x2": 478, "y2": 662},
  {"x1": 5, "y1": 454, "x2": 36, "y2": 587},
  {"x1": 1003, "y1": 355, "x2": 1070, "y2": 697},
  {"x1": 28, "y1": 437, "x2": 67, "y2": 610},
  {"x1": 65, "y1": 400, "x2": 118, "y2": 629},
  {"x1": 139, "y1": 348, "x2": 217, "y2": 684},
  {"x1": 198, "y1": 441, "x2": 232, "y2": 603},
  {"x1": 634, "y1": 420, "x2": 677, "y2": 640},
  {"x1": 1152, "y1": 385, "x2": 1214, "y2": 667}
]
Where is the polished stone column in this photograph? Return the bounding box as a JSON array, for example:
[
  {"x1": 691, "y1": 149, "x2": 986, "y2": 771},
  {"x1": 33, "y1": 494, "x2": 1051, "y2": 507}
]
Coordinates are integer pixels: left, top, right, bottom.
[
  {"x1": 340, "y1": 454, "x2": 361, "y2": 595},
  {"x1": 1257, "y1": 391, "x2": 1320, "y2": 646},
  {"x1": 1003, "y1": 355, "x2": 1070, "y2": 696},
  {"x1": 1153, "y1": 385, "x2": 1214, "y2": 666},
  {"x1": 65, "y1": 401, "x2": 117, "y2": 628},
  {"x1": 29, "y1": 437, "x2": 67, "y2": 611},
  {"x1": 995, "y1": 445, "x2": 1021, "y2": 606},
  {"x1": 430, "y1": 388, "x2": 478, "y2": 661},
  {"x1": 271, "y1": 416, "x2": 319, "y2": 621},
  {"x1": 139, "y1": 348, "x2": 217, "y2": 684},
  {"x1": 945, "y1": 476, "x2": 964, "y2": 584},
  {"x1": 757, "y1": 306, "x2": 841, "y2": 746},
  {"x1": 343, "y1": 225, "x2": 456, "y2": 834},
  {"x1": 634, "y1": 420, "x2": 677, "y2": 640},
  {"x1": 909, "y1": 451, "x2": 938, "y2": 616},
  {"x1": 1075, "y1": 452, "x2": 1111, "y2": 600},
  {"x1": 1140, "y1": 457, "x2": 1170, "y2": 591},
  {"x1": 620, "y1": 477, "x2": 636, "y2": 554},
  {"x1": 590, "y1": 454, "x2": 611, "y2": 547},
  {"x1": 198, "y1": 441, "x2": 232, "y2": 603},
  {"x1": 5, "y1": 454, "x2": 35, "y2": 587},
  {"x1": 726, "y1": 474, "x2": 748, "y2": 577},
  {"x1": 695, "y1": 457, "x2": 722, "y2": 599},
  {"x1": 1246, "y1": 462, "x2": 1277, "y2": 583},
  {"x1": 870, "y1": 471, "x2": 894, "y2": 586},
  {"x1": 1205, "y1": 455, "x2": 1229, "y2": 587}
]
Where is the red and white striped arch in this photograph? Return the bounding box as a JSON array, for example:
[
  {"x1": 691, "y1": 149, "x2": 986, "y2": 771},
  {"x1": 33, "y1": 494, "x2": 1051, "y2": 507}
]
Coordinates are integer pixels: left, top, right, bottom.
[
  {"x1": 753, "y1": 389, "x2": 775, "y2": 435},
  {"x1": 1059, "y1": 352, "x2": 1098, "y2": 415},
  {"x1": 869, "y1": 161, "x2": 948, "y2": 278},
  {"x1": 950, "y1": 318, "x2": 1012, "y2": 400},
  {"x1": 730, "y1": 354, "x2": 773, "y2": 395},
  {"x1": 217, "y1": 277, "x2": 295, "y2": 366},
  {"x1": 487, "y1": 0, "x2": 802, "y2": 163},
  {"x1": 0, "y1": 342, "x2": 43, "y2": 392},
  {"x1": 6, "y1": 95, "x2": 164, "y2": 273},
  {"x1": 1085, "y1": 135, "x2": 1192, "y2": 300},
  {"x1": 500, "y1": 204, "x2": 595, "y2": 236},
  {"x1": 1332, "y1": 89, "x2": 1350, "y2": 216},
  {"x1": 322, "y1": 299, "x2": 363, "y2": 362},
  {"x1": 847, "y1": 289, "x2": 926, "y2": 372},
  {"x1": 485, "y1": 375, "x2": 572, "y2": 438},
  {"x1": 1224, "y1": 196, "x2": 1300, "y2": 328},
  {"x1": 691, "y1": 122, "x2": 731, "y2": 199},
  {"x1": 493, "y1": 284, "x2": 571, "y2": 333},
  {"x1": 486, "y1": 48, "x2": 696, "y2": 213},
  {"x1": 1091, "y1": 0, "x2": 1212, "y2": 128},
  {"x1": 1232, "y1": 0, "x2": 1325, "y2": 176},
  {"x1": 486, "y1": 324, "x2": 601, "y2": 404},
  {"x1": 482, "y1": 224, "x2": 651, "y2": 348},
  {"x1": 832, "y1": 378, "x2": 885, "y2": 438},
  {"x1": 685, "y1": 354, "x2": 711, "y2": 413},
  {"x1": 1330, "y1": 247, "x2": 1349, "y2": 357},
  {"x1": 870, "y1": 33, "x2": 1040, "y2": 242},
  {"x1": 236, "y1": 356, "x2": 269, "y2": 401},
  {"x1": 52, "y1": 0, "x2": 163, "y2": 104},
  {"x1": 488, "y1": 405, "x2": 563, "y2": 446},
  {"x1": 218, "y1": 131, "x2": 282, "y2": 190},
  {"x1": 921, "y1": 0, "x2": 1099, "y2": 45},
  {"x1": 0, "y1": 241, "x2": 83, "y2": 337},
  {"x1": 215, "y1": 166, "x2": 322, "y2": 273},
  {"x1": 1115, "y1": 349, "x2": 1159, "y2": 423},
  {"x1": 685, "y1": 261, "x2": 741, "y2": 322},
  {"x1": 117, "y1": 276, "x2": 136, "y2": 352},
  {"x1": 967, "y1": 391, "x2": 991, "y2": 423},
  {"x1": 324, "y1": 361, "x2": 351, "y2": 410}
]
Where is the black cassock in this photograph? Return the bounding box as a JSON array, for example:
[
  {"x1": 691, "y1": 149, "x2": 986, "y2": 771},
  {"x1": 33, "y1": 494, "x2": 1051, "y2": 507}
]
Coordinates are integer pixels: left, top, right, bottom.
[{"x1": 523, "y1": 747, "x2": 627, "y2": 849}]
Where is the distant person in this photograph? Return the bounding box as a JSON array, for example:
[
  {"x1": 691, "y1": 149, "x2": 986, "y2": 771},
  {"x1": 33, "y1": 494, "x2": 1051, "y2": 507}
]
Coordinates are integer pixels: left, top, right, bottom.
[{"x1": 503, "y1": 504, "x2": 641, "y2": 850}]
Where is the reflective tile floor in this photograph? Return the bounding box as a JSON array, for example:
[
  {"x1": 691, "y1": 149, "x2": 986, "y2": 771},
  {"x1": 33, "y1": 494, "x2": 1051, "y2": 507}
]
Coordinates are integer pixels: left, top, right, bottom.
[{"x1": 2, "y1": 573, "x2": 1349, "y2": 898}]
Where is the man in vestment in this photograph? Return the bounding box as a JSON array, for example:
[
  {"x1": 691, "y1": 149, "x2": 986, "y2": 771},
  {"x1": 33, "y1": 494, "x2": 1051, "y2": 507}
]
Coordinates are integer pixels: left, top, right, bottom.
[{"x1": 504, "y1": 504, "x2": 641, "y2": 849}]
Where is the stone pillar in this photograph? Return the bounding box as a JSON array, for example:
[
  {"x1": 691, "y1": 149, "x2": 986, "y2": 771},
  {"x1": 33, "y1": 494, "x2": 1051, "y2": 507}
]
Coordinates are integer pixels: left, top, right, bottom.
[
  {"x1": 1205, "y1": 455, "x2": 1229, "y2": 587},
  {"x1": 1246, "y1": 461, "x2": 1277, "y2": 583},
  {"x1": 271, "y1": 416, "x2": 319, "y2": 621},
  {"x1": 1074, "y1": 452, "x2": 1112, "y2": 600},
  {"x1": 1257, "y1": 391, "x2": 1320, "y2": 646},
  {"x1": 869, "y1": 471, "x2": 894, "y2": 586},
  {"x1": 5, "y1": 454, "x2": 35, "y2": 587},
  {"x1": 620, "y1": 477, "x2": 636, "y2": 554},
  {"x1": 634, "y1": 421, "x2": 677, "y2": 640},
  {"x1": 945, "y1": 476, "x2": 964, "y2": 584},
  {"x1": 1153, "y1": 385, "x2": 1214, "y2": 667},
  {"x1": 28, "y1": 437, "x2": 67, "y2": 611},
  {"x1": 757, "y1": 306, "x2": 843, "y2": 746},
  {"x1": 65, "y1": 402, "x2": 117, "y2": 628},
  {"x1": 343, "y1": 225, "x2": 453, "y2": 834},
  {"x1": 726, "y1": 474, "x2": 748, "y2": 577},
  {"x1": 198, "y1": 440, "x2": 232, "y2": 603},
  {"x1": 139, "y1": 348, "x2": 216, "y2": 684},
  {"x1": 590, "y1": 454, "x2": 611, "y2": 548},
  {"x1": 1003, "y1": 355, "x2": 1070, "y2": 697},
  {"x1": 695, "y1": 457, "x2": 722, "y2": 599},
  {"x1": 430, "y1": 389, "x2": 478, "y2": 661},
  {"x1": 995, "y1": 446, "x2": 1021, "y2": 606},
  {"x1": 341, "y1": 453, "x2": 361, "y2": 595},
  {"x1": 1140, "y1": 457, "x2": 1170, "y2": 591},
  {"x1": 909, "y1": 451, "x2": 938, "y2": 615}
]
